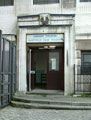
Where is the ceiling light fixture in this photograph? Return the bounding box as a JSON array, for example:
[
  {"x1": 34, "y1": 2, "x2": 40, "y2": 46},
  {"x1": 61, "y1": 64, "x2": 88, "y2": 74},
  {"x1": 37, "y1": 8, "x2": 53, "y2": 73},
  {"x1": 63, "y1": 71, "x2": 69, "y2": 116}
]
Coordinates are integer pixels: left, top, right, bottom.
[{"x1": 49, "y1": 46, "x2": 56, "y2": 49}]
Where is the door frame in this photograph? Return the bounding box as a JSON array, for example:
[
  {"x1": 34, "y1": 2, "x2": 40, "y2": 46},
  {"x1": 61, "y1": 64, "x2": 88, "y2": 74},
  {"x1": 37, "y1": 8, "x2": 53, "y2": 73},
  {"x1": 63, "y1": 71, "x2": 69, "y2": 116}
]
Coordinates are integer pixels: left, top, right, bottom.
[{"x1": 27, "y1": 44, "x2": 64, "y2": 91}]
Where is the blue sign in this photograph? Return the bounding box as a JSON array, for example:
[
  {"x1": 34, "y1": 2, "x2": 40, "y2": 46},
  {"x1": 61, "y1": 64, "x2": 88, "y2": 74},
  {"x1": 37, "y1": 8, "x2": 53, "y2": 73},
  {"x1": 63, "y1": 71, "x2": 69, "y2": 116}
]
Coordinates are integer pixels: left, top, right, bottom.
[{"x1": 27, "y1": 34, "x2": 64, "y2": 43}]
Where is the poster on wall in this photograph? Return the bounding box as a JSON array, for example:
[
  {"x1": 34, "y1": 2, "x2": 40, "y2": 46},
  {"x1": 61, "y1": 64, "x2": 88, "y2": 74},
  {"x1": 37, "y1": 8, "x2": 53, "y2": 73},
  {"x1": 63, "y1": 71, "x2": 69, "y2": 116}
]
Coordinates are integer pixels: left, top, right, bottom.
[
  {"x1": 51, "y1": 58, "x2": 56, "y2": 70},
  {"x1": 27, "y1": 34, "x2": 64, "y2": 43}
]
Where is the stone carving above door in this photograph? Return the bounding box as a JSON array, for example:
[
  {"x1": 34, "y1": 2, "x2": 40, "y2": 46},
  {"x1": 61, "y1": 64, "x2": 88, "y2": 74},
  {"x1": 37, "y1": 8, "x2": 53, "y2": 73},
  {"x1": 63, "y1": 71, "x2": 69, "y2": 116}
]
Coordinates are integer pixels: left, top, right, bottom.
[{"x1": 39, "y1": 13, "x2": 50, "y2": 26}]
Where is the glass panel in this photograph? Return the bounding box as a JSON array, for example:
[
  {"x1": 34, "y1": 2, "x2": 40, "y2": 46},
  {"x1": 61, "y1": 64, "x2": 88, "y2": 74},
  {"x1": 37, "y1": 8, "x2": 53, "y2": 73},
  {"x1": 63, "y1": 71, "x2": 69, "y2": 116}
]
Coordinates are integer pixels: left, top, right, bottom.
[
  {"x1": 84, "y1": 55, "x2": 91, "y2": 63},
  {"x1": 48, "y1": 0, "x2": 59, "y2": 3},
  {"x1": 81, "y1": 52, "x2": 91, "y2": 75},
  {"x1": 0, "y1": 0, "x2": 14, "y2": 6},
  {"x1": 33, "y1": 0, "x2": 59, "y2": 4},
  {"x1": 0, "y1": 0, "x2": 5, "y2": 6},
  {"x1": 5, "y1": 0, "x2": 12, "y2": 5},
  {"x1": 49, "y1": 52, "x2": 59, "y2": 71},
  {"x1": 81, "y1": 65, "x2": 91, "y2": 75},
  {"x1": 80, "y1": 0, "x2": 91, "y2": 2}
]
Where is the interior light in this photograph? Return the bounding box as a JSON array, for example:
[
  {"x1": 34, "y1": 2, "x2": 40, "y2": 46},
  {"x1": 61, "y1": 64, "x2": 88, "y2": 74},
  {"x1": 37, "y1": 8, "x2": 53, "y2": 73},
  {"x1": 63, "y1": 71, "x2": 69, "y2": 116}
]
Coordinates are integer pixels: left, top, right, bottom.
[
  {"x1": 44, "y1": 46, "x2": 48, "y2": 49},
  {"x1": 49, "y1": 46, "x2": 56, "y2": 48}
]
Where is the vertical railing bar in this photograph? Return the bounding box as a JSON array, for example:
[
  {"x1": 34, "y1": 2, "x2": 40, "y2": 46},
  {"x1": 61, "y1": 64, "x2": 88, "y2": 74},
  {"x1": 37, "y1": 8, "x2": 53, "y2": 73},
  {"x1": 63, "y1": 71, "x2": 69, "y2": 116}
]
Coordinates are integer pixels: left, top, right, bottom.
[
  {"x1": 14, "y1": 45, "x2": 16, "y2": 94},
  {"x1": 7, "y1": 41, "x2": 9, "y2": 104},
  {"x1": 1, "y1": 38, "x2": 5, "y2": 106},
  {"x1": 13, "y1": 43, "x2": 15, "y2": 95},
  {"x1": 83, "y1": 65, "x2": 84, "y2": 93},
  {"x1": 13, "y1": 45, "x2": 15, "y2": 93},
  {"x1": 9, "y1": 42, "x2": 12, "y2": 101},
  {"x1": 74, "y1": 64, "x2": 75, "y2": 94},
  {"x1": 11, "y1": 42, "x2": 13, "y2": 96},
  {"x1": 82, "y1": 65, "x2": 84, "y2": 93},
  {"x1": 90, "y1": 65, "x2": 91, "y2": 94},
  {"x1": 8, "y1": 41, "x2": 11, "y2": 103},
  {"x1": 77, "y1": 65, "x2": 78, "y2": 92},
  {"x1": 79, "y1": 65, "x2": 80, "y2": 93},
  {"x1": 15, "y1": 45, "x2": 16, "y2": 93},
  {"x1": 0, "y1": 30, "x2": 2, "y2": 106}
]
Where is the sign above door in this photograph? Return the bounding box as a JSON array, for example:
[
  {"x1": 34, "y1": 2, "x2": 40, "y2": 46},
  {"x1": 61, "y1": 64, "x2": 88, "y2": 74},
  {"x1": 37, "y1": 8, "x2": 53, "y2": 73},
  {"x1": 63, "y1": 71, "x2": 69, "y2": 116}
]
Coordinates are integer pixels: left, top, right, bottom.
[{"x1": 27, "y1": 34, "x2": 64, "y2": 43}]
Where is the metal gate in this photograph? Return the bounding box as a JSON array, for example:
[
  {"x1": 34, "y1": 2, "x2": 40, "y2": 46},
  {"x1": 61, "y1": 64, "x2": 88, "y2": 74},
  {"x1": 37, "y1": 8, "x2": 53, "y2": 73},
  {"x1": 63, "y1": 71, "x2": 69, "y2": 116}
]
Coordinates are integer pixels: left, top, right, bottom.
[
  {"x1": 0, "y1": 31, "x2": 16, "y2": 107},
  {"x1": 74, "y1": 65, "x2": 91, "y2": 94}
]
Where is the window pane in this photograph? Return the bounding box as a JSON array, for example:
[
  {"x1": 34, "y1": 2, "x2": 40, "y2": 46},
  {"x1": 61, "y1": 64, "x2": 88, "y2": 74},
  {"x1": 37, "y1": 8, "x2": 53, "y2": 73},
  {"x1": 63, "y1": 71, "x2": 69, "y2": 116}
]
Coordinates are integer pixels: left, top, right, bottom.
[
  {"x1": 0, "y1": 0, "x2": 5, "y2": 6},
  {"x1": 0, "y1": 0, "x2": 14, "y2": 6},
  {"x1": 84, "y1": 55, "x2": 91, "y2": 63},
  {"x1": 80, "y1": 0, "x2": 91, "y2": 2},
  {"x1": 33, "y1": 0, "x2": 59, "y2": 4},
  {"x1": 49, "y1": 52, "x2": 59, "y2": 71},
  {"x1": 81, "y1": 52, "x2": 91, "y2": 75},
  {"x1": 47, "y1": 0, "x2": 59, "y2": 4},
  {"x1": 81, "y1": 65, "x2": 91, "y2": 75},
  {"x1": 5, "y1": 0, "x2": 11, "y2": 5},
  {"x1": 82, "y1": 52, "x2": 91, "y2": 64}
]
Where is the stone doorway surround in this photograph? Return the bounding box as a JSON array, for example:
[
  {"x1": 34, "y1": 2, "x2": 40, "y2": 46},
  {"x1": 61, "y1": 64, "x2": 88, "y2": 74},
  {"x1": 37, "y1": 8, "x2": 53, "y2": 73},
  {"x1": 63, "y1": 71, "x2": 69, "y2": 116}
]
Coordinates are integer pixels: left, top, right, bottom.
[{"x1": 17, "y1": 13, "x2": 75, "y2": 96}]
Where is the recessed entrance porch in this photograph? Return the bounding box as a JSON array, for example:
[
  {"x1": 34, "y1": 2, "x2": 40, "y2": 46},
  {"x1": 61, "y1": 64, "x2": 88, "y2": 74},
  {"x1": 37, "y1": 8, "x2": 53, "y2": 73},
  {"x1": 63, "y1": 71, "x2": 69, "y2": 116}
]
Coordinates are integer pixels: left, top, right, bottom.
[{"x1": 27, "y1": 43, "x2": 64, "y2": 91}]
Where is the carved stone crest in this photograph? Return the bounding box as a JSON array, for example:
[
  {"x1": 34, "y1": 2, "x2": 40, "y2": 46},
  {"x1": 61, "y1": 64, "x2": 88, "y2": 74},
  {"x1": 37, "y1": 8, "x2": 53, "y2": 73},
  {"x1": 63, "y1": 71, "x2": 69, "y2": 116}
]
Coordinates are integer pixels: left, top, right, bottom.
[{"x1": 39, "y1": 14, "x2": 50, "y2": 26}]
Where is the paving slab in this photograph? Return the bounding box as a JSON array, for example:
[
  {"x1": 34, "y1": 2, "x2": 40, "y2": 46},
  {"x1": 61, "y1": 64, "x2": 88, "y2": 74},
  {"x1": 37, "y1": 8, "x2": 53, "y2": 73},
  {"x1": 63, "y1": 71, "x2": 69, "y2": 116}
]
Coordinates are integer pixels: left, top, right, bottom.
[{"x1": 0, "y1": 106, "x2": 91, "y2": 120}]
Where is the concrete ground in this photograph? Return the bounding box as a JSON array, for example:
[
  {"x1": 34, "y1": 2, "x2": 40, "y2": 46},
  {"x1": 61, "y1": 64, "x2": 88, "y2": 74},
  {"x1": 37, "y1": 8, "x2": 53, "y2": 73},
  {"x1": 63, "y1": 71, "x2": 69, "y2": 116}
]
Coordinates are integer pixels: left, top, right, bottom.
[{"x1": 0, "y1": 106, "x2": 91, "y2": 120}]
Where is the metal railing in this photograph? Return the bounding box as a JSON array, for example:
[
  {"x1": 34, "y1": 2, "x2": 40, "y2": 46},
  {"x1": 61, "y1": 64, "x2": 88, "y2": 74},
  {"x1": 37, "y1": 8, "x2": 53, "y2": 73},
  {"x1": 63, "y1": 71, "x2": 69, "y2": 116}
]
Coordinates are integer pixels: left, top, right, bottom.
[
  {"x1": 0, "y1": 30, "x2": 16, "y2": 107},
  {"x1": 74, "y1": 65, "x2": 91, "y2": 94}
]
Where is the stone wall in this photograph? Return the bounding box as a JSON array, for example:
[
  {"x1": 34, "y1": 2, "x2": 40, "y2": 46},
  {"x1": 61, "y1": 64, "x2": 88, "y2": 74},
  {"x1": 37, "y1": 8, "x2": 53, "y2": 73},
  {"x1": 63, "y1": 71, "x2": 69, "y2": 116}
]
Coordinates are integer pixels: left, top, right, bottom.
[{"x1": 0, "y1": 6, "x2": 17, "y2": 35}]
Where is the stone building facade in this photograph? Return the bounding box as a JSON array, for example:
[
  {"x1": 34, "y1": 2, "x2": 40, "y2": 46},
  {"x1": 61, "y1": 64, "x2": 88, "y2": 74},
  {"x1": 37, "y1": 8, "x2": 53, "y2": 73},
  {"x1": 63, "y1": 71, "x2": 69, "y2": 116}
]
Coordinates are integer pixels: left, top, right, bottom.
[{"x1": 0, "y1": 0, "x2": 91, "y2": 95}]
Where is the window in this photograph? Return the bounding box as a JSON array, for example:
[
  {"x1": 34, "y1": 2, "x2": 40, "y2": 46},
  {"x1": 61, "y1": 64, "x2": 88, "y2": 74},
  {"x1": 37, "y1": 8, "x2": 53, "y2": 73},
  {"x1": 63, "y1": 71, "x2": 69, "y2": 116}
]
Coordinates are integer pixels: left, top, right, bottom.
[
  {"x1": 0, "y1": 0, "x2": 14, "y2": 6},
  {"x1": 33, "y1": 0, "x2": 59, "y2": 4},
  {"x1": 81, "y1": 52, "x2": 91, "y2": 75},
  {"x1": 63, "y1": 0, "x2": 76, "y2": 8},
  {"x1": 80, "y1": 0, "x2": 91, "y2": 2}
]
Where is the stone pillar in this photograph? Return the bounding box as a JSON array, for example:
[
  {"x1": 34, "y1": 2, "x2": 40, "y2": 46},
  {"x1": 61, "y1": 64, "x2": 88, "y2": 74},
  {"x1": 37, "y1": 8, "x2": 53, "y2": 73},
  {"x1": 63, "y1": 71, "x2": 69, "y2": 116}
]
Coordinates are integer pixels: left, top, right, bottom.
[
  {"x1": 18, "y1": 29, "x2": 27, "y2": 92},
  {"x1": 64, "y1": 24, "x2": 75, "y2": 95},
  {"x1": 64, "y1": 27, "x2": 70, "y2": 96},
  {"x1": 64, "y1": 26, "x2": 75, "y2": 95},
  {"x1": 69, "y1": 24, "x2": 75, "y2": 95}
]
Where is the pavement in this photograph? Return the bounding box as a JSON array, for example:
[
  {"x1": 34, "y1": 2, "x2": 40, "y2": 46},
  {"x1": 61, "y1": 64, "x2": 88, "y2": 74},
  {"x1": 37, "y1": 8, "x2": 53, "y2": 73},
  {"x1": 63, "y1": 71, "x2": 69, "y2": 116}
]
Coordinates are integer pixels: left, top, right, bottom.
[{"x1": 0, "y1": 106, "x2": 91, "y2": 120}]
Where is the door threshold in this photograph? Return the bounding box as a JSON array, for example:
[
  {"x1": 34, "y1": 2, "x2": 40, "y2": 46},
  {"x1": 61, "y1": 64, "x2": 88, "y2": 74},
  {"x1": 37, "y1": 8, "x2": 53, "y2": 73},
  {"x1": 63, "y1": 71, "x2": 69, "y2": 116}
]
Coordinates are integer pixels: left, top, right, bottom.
[{"x1": 27, "y1": 89, "x2": 64, "y2": 95}]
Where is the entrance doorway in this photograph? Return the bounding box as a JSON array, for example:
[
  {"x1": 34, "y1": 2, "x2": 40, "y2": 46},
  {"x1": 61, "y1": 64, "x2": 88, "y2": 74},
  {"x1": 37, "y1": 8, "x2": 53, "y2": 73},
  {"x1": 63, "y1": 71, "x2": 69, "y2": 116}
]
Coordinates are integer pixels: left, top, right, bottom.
[
  {"x1": 31, "y1": 50, "x2": 47, "y2": 89},
  {"x1": 27, "y1": 46, "x2": 64, "y2": 91}
]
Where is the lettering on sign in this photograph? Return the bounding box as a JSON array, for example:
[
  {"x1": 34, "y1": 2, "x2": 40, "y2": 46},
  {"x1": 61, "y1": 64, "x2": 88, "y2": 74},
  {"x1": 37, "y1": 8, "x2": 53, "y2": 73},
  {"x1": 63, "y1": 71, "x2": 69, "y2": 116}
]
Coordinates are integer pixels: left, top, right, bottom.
[{"x1": 27, "y1": 34, "x2": 64, "y2": 43}]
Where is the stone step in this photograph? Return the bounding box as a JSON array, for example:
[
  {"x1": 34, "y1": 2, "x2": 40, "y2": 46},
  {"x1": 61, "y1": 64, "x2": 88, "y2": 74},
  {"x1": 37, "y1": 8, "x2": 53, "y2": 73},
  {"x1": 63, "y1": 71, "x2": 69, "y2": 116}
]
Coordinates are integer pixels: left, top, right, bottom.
[
  {"x1": 12, "y1": 97, "x2": 91, "y2": 107},
  {"x1": 11, "y1": 101, "x2": 91, "y2": 110},
  {"x1": 26, "y1": 91, "x2": 64, "y2": 95},
  {"x1": 13, "y1": 97, "x2": 71, "y2": 105}
]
